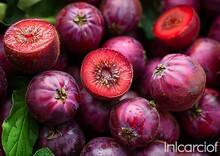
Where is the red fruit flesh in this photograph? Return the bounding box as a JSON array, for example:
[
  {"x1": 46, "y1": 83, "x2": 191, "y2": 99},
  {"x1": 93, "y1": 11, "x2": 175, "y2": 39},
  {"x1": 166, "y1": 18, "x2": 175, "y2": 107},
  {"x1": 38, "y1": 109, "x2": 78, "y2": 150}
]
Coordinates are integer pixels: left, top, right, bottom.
[
  {"x1": 4, "y1": 18, "x2": 60, "y2": 73},
  {"x1": 150, "y1": 53, "x2": 206, "y2": 112},
  {"x1": 26, "y1": 70, "x2": 80, "y2": 126},
  {"x1": 153, "y1": 5, "x2": 200, "y2": 49},
  {"x1": 80, "y1": 48, "x2": 133, "y2": 100}
]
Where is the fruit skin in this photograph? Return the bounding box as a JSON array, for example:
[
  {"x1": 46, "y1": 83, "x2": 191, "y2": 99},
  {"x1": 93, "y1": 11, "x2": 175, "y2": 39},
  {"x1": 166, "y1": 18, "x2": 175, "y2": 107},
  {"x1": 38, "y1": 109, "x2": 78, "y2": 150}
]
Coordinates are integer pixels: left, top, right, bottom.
[
  {"x1": 64, "y1": 0, "x2": 101, "y2": 6},
  {"x1": 208, "y1": 15, "x2": 220, "y2": 43},
  {"x1": 26, "y1": 70, "x2": 80, "y2": 126},
  {"x1": 103, "y1": 36, "x2": 146, "y2": 80},
  {"x1": 185, "y1": 38, "x2": 220, "y2": 90},
  {"x1": 149, "y1": 53, "x2": 206, "y2": 112},
  {"x1": 36, "y1": 120, "x2": 85, "y2": 156},
  {"x1": 156, "y1": 109, "x2": 180, "y2": 143},
  {"x1": 52, "y1": 51, "x2": 68, "y2": 72},
  {"x1": 178, "y1": 88, "x2": 220, "y2": 139},
  {"x1": 109, "y1": 97, "x2": 160, "y2": 148},
  {"x1": 99, "y1": 0, "x2": 142, "y2": 35},
  {"x1": 80, "y1": 48, "x2": 133, "y2": 100},
  {"x1": 4, "y1": 18, "x2": 60, "y2": 73},
  {"x1": 153, "y1": 5, "x2": 200, "y2": 50},
  {"x1": 56, "y1": 2, "x2": 105, "y2": 54},
  {"x1": 132, "y1": 140, "x2": 177, "y2": 156},
  {"x1": 0, "y1": 67, "x2": 7, "y2": 100},
  {"x1": 80, "y1": 137, "x2": 128, "y2": 156}
]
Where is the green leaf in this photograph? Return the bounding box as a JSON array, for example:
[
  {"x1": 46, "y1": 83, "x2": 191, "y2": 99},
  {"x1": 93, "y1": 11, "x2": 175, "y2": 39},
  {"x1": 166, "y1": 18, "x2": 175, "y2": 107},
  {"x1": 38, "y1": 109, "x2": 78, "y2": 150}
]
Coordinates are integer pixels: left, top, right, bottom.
[
  {"x1": 17, "y1": 0, "x2": 42, "y2": 11},
  {"x1": 2, "y1": 87, "x2": 40, "y2": 156},
  {"x1": 0, "y1": 3, "x2": 7, "y2": 21},
  {"x1": 33, "y1": 148, "x2": 55, "y2": 156}
]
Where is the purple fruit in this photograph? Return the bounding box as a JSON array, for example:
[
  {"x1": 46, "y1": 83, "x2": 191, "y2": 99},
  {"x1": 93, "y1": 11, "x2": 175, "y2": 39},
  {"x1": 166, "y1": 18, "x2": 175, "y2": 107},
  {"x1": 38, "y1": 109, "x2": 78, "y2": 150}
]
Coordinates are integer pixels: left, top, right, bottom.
[
  {"x1": 109, "y1": 97, "x2": 160, "y2": 148},
  {"x1": 99, "y1": 0, "x2": 142, "y2": 35},
  {"x1": 208, "y1": 15, "x2": 220, "y2": 43},
  {"x1": 80, "y1": 137, "x2": 128, "y2": 156},
  {"x1": 139, "y1": 58, "x2": 161, "y2": 99},
  {"x1": 56, "y1": 2, "x2": 105, "y2": 54},
  {"x1": 201, "y1": 0, "x2": 220, "y2": 17},
  {"x1": 66, "y1": 65, "x2": 82, "y2": 87},
  {"x1": 26, "y1": 70, "x2": 80, "y2": 126},
  {"x1": 76, "y1": 87, "x2": 114, "y2": 133},
  {"x1": 161, "y1": 0, "x2": 201, "y2": 14},
  {"x1": 185, "y1": 38, "x2": 220, "y2": 90},
  {"x1": 133, "y1": 140, "x2": 177, "y2": 156},
  {"x1": 64, "y1": 0, "x2": 101, "y2": 6},
  {"x1": 52, "y1": 52, "x2": 68, "y2": 71},
  {"x1": 0, "y1": 67, "x2": 7, "y2": 100},
  {"x1": 103, "y1": 36, "x2": 146, "y2": 79},
  {"x1": 36, "y1": 120, "x2": 85, "y2": 156},
  {"x1": 178, "y1": 88, "x2": 220, "y2": 139},
  {"x1": 156, "y1": 109, "x2": 180, "y2": 143},
  {"x1": 149, "y1": 53, "x2": 206, "y2": 112}
]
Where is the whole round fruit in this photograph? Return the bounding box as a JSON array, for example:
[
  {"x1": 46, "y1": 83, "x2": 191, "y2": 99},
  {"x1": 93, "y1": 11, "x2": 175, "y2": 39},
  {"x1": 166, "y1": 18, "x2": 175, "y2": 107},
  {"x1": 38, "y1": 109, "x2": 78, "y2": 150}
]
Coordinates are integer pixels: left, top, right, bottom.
[
  {"x1": 80, "y1": 137, "x2": 128, "y2": 156},
  {"x1": 3, "y1": 18, "x2": 60, "y2": 73},
  {"x1": 153, "y1": 5, "x2": 200, "y2": 50},
  {"x1": 149, "y1": 53, "x2": 206, "y2": 111},
  {"x1": 26, "y1": 70, "x2": 80, "y2": 126},
  {"x1": 80, "y1": 48, "x2": 133, "y2": 100},
  {"x1": 208, "y1": 15, "x2": 220, "y2": 42},
  {"x1": 99, "y1": 0, "x2": 142, "y2": 35},
  {"x1": 178, "y1": 88, "x2": 220, "y2": 139},
  {"x1": 56, "y1": 2, "x2": 105, "y2": 54},
  {"x1": 36, "y1": 120, "x2": 85, "y2": 156},
  {"x1": 0, "y1": 67, "x2": 7, "y2": 100},
  {"x1": 109, "y1": 97, "x2": 160, "y2": 148}
]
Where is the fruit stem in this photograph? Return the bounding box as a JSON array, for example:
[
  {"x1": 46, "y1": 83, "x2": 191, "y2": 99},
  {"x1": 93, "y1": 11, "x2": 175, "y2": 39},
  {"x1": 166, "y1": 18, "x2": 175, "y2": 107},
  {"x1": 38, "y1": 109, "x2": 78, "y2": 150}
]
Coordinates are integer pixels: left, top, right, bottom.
[
  {"x1": 118, "y1": 127, "x2": 138, "y2": 140},
  {"x1": 55, "y1": 88, "x2": 67, "y2": 102},
  {"x1": 47, "y1": 127, "x2": 62, "y2": 140},
  {"x1": 73, "y1": 14, "x2": 87, "y2": 27},
  {"x1": 154, "y1": 64, "x2": 166, "y2": 76},
  {"x1": 190, "y1": 103, "x2": 203, "y2": 119}
]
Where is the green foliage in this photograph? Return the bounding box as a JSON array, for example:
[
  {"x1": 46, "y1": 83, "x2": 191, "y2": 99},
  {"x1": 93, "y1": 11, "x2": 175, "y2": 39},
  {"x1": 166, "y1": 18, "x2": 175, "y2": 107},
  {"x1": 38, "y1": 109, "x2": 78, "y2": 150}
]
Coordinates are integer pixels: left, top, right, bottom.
[{"x1": 33, "y1": 148, "x2": 55, "y2": 156}]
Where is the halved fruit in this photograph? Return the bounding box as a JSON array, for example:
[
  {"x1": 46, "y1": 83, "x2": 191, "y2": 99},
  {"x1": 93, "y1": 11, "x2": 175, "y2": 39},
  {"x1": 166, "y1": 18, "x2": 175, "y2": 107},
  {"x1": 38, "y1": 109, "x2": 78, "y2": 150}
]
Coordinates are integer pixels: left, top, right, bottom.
[
  {"x1": 153, "y1": 5, "x2": 200, "y2": 49},
  {"x1": 4, "y1": 18, "x2": 60, "y2": 73},
  {"x1": 80, "y1": 48, "x2": 133, "y2": 100}
]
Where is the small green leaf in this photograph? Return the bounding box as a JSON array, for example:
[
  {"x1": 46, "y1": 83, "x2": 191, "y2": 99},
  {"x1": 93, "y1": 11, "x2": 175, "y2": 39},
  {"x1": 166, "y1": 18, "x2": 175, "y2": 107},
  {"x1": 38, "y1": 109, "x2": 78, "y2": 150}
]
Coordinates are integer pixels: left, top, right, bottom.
[
  {"x1": 33, "y1": 148, "x2": 55, "y2": 156},
  {"x1": 2, "y1": 87, "x2": 40, "y2": 156}
]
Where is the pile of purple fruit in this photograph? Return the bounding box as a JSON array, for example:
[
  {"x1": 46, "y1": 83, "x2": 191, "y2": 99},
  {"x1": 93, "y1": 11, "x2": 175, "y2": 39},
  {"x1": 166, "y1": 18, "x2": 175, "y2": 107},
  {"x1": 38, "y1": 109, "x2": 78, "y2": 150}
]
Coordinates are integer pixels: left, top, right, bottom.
[{"x1": 0, "y1": 0, "x2": 220, "y2": 155}]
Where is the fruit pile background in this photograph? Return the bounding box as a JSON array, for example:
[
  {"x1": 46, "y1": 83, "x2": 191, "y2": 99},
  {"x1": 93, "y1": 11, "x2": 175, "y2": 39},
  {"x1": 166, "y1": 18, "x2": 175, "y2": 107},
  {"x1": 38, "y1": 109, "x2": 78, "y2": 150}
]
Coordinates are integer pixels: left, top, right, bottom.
[{"x1": 0, "y1": 0, "x2": 220, "y2": 155}]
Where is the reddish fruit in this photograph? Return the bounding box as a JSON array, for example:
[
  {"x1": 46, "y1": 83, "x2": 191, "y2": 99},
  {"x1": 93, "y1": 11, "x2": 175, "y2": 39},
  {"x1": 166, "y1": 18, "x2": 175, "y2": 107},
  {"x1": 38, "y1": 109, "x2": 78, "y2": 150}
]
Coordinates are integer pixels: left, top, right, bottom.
[
  {"x1": 185, "y1": 38, "x2": 220, "y2": 90},
  {"x1": 109, "y1": 97, "x2": 160, "y2": 148},
  {"x1": 80, "y1": 48, "x2": 133, "y2": 100},
  {"x1": 52, "y1": 52, "x2": 68, "y2": 72},
  {"x1": 201, "y1": 0, "x2": 220, "y2": 17},
  {"x1": 26, "y1": 70, "x2": 80, "y2": 126},
  {"x1": 3, "y1": 18, "x2": 60, "y2": 73},
  {"x1": 149, "y1": 53, "x2": 206, "y2": 112},
  {"x1": 80, "y1": 137, "x2": 128, "y2": 156},
  {"x1": 178, "y1": 88, "x2": 220, "y2": 139},
  {"x1": 153, "y1": 5, "x2": 200, "y2": 50},
  {"x1": 66, "y1": 65, "x2": 82, "y2": 86},
  {"x1": 99, "y1": 0, "x2": 142, "y2": 35},
  {"x1": 36, "y1": 120, "x2": 85, "y2": 156},
  {"x1": 64, "y1": 0, "x2": 101, "y2": 6},
  {"x1": 103, "y1": 36, "x2": 146, "y2": 79},
  {"x1": 156, "y1": 109, "x2": 180, "y2": 143},
  {"x1": 208, "y1": 15, "x2": 220, "y2": 43},
  {"x1": 56, "y1": 2, "x2": 105, "y2": 54},
  {"x1": 0, "y1": 67, "x2": 7, "y2": 100}
]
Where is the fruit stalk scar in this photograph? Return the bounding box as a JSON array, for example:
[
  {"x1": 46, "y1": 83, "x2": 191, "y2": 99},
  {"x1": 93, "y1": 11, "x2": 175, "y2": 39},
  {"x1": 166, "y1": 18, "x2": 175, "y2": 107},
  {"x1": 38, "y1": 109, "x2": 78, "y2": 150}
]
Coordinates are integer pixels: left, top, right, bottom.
[
  {"x1": 55, "y1": 88, "x2": 67, "y2": 102},
  {"x1": 118, "y1": 127, "x2": 138, "y2": 140}
]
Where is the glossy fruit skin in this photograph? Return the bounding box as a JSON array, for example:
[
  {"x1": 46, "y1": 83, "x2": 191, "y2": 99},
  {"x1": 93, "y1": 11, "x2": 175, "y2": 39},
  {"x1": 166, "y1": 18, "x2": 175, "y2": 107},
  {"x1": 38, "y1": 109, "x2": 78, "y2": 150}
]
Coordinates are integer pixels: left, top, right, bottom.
[
  {"x1": 0, "y1": 67, "x2": 7, "y2": 100},
  {"x1": 132, "y1": 140, "x2": 177, "y2": 156},
  {"x1": 109, "y1": 97, "x2": 160, "y2": 148},
  {"x1": 208, "y1": 15, "x2": 220, "y2": 43},
  {"x1": 149, "y1": 53, "x2": 206, "y2": 112},
  {"x1": 64, "y1": 0, "x2": 101, "y2": 6},
  {"x1": 4, "y1": 18, "x2": 60, "y2": 73},
  {"x1": 56, "y1": 2, "x2": 105, "y2": 54},
  {"x1": 185, "y1": 38, "x2": 220, "y2": 90},
  {"x1": 80, "y1": 48, "x2": 133, "y2": 100},
  {"x1": 156, "y1": 109, "x2": 180, "y2": 143},
  {"x1": 99, "y1": 0, "x2": 142, "y2": 35},
  {"x1": 161, "y1": 0, "x2": 201, "y2": 14},
  {"x1": 153, "y1": 5, "x2": 200, "y2": 50},
  {"x1": 36, "y1": 120, "x2": 85, "y2": 156},
  {"x1": 103, "y1": 36, "x2": 146, "y2": 79},
  {"x1": 80, "y1": 137, "x2": 128, "y2": 156},
  {"x1": 26, "y1": 70, "x2": 80, "y2": 126},
  {"x1": 178, "y1": 88, "x2": 220, "y2": 139},
  {"x1": 76, "y1": 87, "x2": 114, "y2": 133}
]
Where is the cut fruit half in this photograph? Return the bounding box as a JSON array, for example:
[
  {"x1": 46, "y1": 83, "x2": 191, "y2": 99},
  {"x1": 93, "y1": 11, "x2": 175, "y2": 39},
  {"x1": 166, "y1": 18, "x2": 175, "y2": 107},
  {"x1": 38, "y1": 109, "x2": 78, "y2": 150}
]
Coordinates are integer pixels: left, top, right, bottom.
[{"x1": 80, "y1": 48, "x2": 133, "y2": 100}]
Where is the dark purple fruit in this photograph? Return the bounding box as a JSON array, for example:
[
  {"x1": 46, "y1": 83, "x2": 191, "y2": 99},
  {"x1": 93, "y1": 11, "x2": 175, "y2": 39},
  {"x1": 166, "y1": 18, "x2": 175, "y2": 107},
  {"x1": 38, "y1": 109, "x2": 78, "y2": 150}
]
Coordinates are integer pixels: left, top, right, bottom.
[
  {"x1": 52, "y1": 51, "x2": 68, "y2": 72},
  {"x1": 149, "y1": 53, "x2": 206, "y2": 112},
  {"x1": 80, "y1": 137, "x2": 128, "y2": 156},
  {"x1": 109, "y1": 97, "x2": 160, "y2": 148},
  {"x1": 36, "y1": 120, "x2": 85, "y2": 156},
  {"x1": 0, "y1": 67, "x2": 7, "y2": 100},
  {"x1": 208, "y1": 15, "x2": 220, "y2": 43},
  {"x1": 26, "y1": 70, "x2": 80, "y2": 126},
  {"x1": 99, "y1": 0, "x2": 142, "y2": 35},
  {"x1": 56, "y1": 2, "x2": 105, "y2": 54}
]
